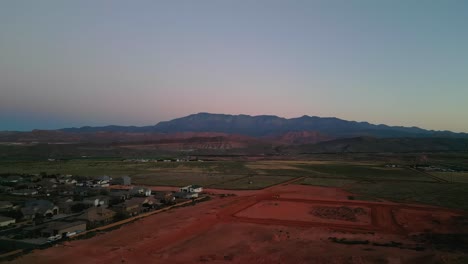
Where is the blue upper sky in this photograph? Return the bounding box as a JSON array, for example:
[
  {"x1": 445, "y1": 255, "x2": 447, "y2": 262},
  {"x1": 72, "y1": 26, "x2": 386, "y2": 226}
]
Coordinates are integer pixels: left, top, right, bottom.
[{"x1": 1, "y1": 0, "x2": 467, "y2": 132}]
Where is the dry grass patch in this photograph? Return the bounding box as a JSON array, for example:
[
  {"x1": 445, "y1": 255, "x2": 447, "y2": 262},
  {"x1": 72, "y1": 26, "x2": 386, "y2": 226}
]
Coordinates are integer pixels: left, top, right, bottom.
[{"x1": 431, "y1": 172, "x2": 468, "y2": 183}]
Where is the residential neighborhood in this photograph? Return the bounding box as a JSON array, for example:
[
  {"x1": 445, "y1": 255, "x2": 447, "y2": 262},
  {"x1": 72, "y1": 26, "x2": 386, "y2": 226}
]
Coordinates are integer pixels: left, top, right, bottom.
[{"x1": 0, "y1": 173, "x2": 204, "y2": 253}]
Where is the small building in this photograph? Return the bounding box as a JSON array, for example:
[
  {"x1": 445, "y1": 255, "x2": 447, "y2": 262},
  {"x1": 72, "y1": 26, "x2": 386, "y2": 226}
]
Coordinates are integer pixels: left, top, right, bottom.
[
  {"x1": 130, "y1": 186, "x2": 152, "y2": 197},
  {"x1": 0, "y1": 201, "x2": 13, "y2": 212},
  {"x1": 112, "y1": 200, "x2": 140, "y2": 217},
  {"x1": 180, "y1": 185, "x2": 203, "y2": 193},
  {"x1": 109, "y1": 190, "x2": 131, "y2": 204},
  {"x1": 57, "y1": 185, "x2": 75, "y2": 196},
  {"x1": 23, "y1": 182, "x2": 39, "y2": 189},
  {"x1": 153, "y1": 191, "x2": 175, "y2": 204},
  {"x1": 174, "y1": 192, "x2": 199, "y2": 199},
  {"x1": 56, "y1": 175, "x2": 76, "y2": 185},
  {"x1": 4, "y1": 175, "x2": 23, "y2": 183},
  {"x1": 83, "y1": 196, "x2": 109, "y2": 207},
  {"x1": 97, "y1": 175, "x2": 111, "y2": 182},
  {"x1": 74, "y1": 187, "x2": 103, "y2": 197},
  {"x1": 21, "y1": 200, "x2": 59, "y2": 220},
  {"x1": 0, "y1": 186, "x2": 13, "y2": 193},
  {"x1": 75, "y1": 207, "x2": 116, "y2": 226},
  {"x1": 37, "y1": 179, "x2": 58, "y2": 194},
  {"x1": 11, "y1": 189, "x2": 38, "y2": 196},
  {"x1": 111, "y1": 176, "x2": 132, "y2": 186},
  {"x1": 41, "y1": 221, "x2": 86, "y2": 237},
  {"x1": 0, "y1": 216, "x2": 15, "y2": 227},
  {"x1": 95, "y1": 176, "x2": 111, "y2": 186},
  {"x1": 127, "y1": 197, "x2": 161, "y2": 211},
  {"x1": 56, "y1": 197, "x2": 74, "y2": 214}
]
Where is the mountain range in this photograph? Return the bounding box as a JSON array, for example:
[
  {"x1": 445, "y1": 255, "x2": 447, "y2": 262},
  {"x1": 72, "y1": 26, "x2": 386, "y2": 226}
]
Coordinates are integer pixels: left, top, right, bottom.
[
  {"x1": 1, "y1": 113, "x2": 467, "y2": 153},
  {"x1": 60, "y1": 113, "x2": 466, "y2": 138}
]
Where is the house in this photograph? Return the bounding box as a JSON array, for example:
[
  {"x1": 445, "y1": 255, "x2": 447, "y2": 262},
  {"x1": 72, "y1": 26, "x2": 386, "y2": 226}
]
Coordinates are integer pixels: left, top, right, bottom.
[
  {"x1": 153, "y1": 191, "x2": 175, "y2": 204},
  {"x1": 0, "y1": 186, "x2": 13, "y2": 193},
  {"x1": 85, "y1": 176, "x2": 111, "y2": 188},
  {"x1": 174, "y1": 191, "x2": 199, "y2": 199},
  {"x1": 96, "y1": 176, "x2": 111, "y2": 185},
  {"x1": 112, "y1": 199, "x2": 140, "y2": 217},
  {"x1": 37, "y1": 179, "x2": 58, "y2": 192},
  {"x1": 75, "y1": 207, "x2": 116, "y2": 225},
  {"x1": 56, "y1": 174, "x2": 77, "y2": 184},
  {"x1": 11, "y1": 189, "x2": 38, "y2": 196},
  {"x1": 0, "y1": 201, "x2": 13, "y2": 212},
  {"x1": 74, "y1": 187, "x2": 91, "y2": 196},
  {"x1": 41, "y1": 221, "x2": 86, "y2": 237},
  {"x1": 127, "y1": 197, "x2": 161, "y2": 211},
  {"x1": 130, "y1": 186, "x2": 152, "y2": 197},
  {"x1": 83, "y1": 196, "x2": 109, "y2": 207},
  {"x1": 74, "y1": 187, "x2": 103, "y2": 197},
  {"x1": 23, "y1": 182, "x2": 39, "y2": 189},
  {"x1": 21, "y1": 200, "x2": 59, "y2": 220},
  {"x1": 111, "y1": 176, "x2": 132, "y2": 186},
  {"x1": 56, "y1": 197, "x2": 75, "y2": 214},
  {"x1": 4, "y1": 175, "x2": 23, "y2": 183},
  {"x1": 57, "y1": 185, "x2": 75, "y2": 196},
  {"x1": 109, "y1": 190, "x2": 130, "y2": 204},
  {"x1": 97, "y1": 175, "x2": 111, "y2": 181},
  {"x1": 0, "y1": 216, "x2": 16, "y2": 227},
  {"x1": 57, "y1": 175, "x2": 77, "y2": 185},
  {"x1": 180, "y1": 185, "x2": 203, "y2": 193}
]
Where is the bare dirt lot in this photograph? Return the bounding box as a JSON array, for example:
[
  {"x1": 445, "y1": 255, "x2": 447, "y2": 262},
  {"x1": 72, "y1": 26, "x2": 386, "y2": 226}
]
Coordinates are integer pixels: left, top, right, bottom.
[
  {"x1": 235, "y1": 200, "x2": 371, "y2": 225},
  {"x1": 11, "y1": 182, "x2": 468, "y2": 264}
]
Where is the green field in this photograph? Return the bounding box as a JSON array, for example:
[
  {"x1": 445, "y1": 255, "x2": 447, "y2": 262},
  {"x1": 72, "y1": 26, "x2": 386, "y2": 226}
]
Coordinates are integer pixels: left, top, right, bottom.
[
  {"x1": 300, "y1": 177, "x2": 357, "y2": 188},
  {"x1": 294, "y1": 164, "x2": 435, "y2": 182},
  {"x1": 349, "y1": 181, "x2": 468, "y2": 211},
  {"x1": 0, "y1": 160, "x2": 250, "y2": 177},
  {"x1": 301, "y1": 174, "x2": 468, "y2": 210},
  {"x1": 431, "y1": 172, "x2": 468, "y2": 183},
  {"x1": 2, "y1": 156, "x2": 468, "y2": 210},
  {"x1": 131, "y1": 173, "x2": 244, "y2": 187}
]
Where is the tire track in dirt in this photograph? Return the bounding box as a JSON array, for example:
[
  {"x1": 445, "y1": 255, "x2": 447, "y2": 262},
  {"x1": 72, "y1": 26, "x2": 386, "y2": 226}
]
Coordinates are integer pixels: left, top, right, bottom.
[
  {"x1": 233, "y1": 216, "x2": 376, "y2": 233},
  {"x1": 371, "y1": 205, "x2": 406, "y2": 235},
  {"x1": 408, "y1": 167, "x2": 449, "y2": 183}
]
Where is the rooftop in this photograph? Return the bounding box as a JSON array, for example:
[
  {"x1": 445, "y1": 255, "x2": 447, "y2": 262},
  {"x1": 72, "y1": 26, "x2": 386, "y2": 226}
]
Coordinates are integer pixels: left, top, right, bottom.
[{"x1": 0, "y1": 216, "x2": 15, "y2": 222}]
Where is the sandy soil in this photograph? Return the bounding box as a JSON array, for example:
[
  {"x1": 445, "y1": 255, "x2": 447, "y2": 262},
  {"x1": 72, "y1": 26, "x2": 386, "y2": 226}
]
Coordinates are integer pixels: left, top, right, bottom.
[
  {"x1": 394, "y1": 208, "x2": 462, "y2": 234},
  {"x1": 11, "y1": 182, "x2": 467, "y2": 264},
  {"x1": 235, "y1": 200, "x2": 371, "y2": 225}
]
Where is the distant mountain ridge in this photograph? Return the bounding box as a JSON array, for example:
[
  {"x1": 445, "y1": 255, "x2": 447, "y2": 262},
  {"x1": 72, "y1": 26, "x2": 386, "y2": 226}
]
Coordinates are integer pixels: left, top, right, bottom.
[
  {"x1": 60, "y1": 112, "x2": 468, "y2": 138},
  {"x1": 1, "y1": 113, "x2": 468, "y2": 153}
]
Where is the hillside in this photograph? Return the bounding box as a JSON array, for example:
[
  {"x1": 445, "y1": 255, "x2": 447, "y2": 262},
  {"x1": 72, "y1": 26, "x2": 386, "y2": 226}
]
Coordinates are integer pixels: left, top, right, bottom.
[
  {"x1": 291, "y1": 137, "x2": 468, "y2": 153},
  {"x1": 1, "y1": 113, "x2": 468, "y2": 154},
  {"x1": 60, "y1": 113, "x2": 468, "y2": 138}
]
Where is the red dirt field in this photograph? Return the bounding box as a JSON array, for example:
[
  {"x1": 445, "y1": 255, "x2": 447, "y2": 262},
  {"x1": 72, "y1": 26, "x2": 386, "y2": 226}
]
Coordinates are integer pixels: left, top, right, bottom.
[
  {"x1": 11, "y1": 183, "x2": 468, "y2": 264},
  {"x1": 235, "y1": 200, "x2": 371, "y2": 225},
  {"x1": 393, "y1": 208, "x2": 463, "y2": 234}
]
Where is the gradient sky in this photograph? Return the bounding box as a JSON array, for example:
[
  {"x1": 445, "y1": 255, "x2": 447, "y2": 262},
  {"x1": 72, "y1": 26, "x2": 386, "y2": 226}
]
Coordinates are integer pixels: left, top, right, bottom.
[{"x1": 1, "y1": 0, "x2": 467, "y2": 132}]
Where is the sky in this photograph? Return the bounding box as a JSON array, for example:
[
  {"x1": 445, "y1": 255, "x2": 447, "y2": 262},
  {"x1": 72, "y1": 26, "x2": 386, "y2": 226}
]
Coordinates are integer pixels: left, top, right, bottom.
[{"x1": 1, "y1": 0, "x2": 467, "y2": 132}]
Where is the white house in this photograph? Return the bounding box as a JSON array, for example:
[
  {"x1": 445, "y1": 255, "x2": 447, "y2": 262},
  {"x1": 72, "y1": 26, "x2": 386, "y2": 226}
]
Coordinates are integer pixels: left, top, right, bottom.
[
  {"x1": 130, "y1": 186, "x2": 152, "y2": 197},
  {"x1": 180, "y1": 185, "x2": 203, "y2": 193},
  {"x1": 83, "y1": 196, "x2": 109, "y2": 207}
]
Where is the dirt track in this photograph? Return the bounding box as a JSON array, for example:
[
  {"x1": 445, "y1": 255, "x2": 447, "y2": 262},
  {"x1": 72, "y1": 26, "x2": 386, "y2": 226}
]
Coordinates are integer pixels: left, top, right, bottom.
[{"x1": 11, "y1": 182, "x2": 467, "y2": 264}]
